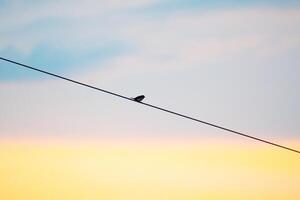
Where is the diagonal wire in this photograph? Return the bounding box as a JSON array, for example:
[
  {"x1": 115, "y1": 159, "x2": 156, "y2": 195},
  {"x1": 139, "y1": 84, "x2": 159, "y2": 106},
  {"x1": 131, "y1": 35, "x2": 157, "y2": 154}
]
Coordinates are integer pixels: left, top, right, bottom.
[{"x1": 0, "y1": 56, "x2": 299, "y2": 154}]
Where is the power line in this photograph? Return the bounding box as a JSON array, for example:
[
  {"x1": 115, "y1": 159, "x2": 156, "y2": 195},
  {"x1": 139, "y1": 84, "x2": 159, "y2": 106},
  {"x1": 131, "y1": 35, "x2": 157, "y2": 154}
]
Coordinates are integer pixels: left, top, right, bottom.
[{"x1": 1, "y1": 56, "x2": 299, "y2": 154}]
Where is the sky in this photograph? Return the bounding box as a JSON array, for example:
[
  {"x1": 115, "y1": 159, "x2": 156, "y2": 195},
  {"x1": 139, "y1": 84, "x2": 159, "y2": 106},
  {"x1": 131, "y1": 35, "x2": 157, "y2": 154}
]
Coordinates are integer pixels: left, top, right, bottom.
[
  {"x1": 1, "y1": 1, "x2": 300, "y2": 199},
  {"x1": 0, "y1": 140, "x2": 299, "y2": 200},
  {"x1": 0, "y1": 0, "x2": 299, "y2": 141}
]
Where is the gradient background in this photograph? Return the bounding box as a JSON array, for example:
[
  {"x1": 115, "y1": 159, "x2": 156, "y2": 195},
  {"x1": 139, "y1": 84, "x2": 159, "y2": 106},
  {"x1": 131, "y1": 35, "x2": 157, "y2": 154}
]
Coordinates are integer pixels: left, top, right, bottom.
[{"x1": 1, "y1": 0, "x2": 300, "y2": 199}]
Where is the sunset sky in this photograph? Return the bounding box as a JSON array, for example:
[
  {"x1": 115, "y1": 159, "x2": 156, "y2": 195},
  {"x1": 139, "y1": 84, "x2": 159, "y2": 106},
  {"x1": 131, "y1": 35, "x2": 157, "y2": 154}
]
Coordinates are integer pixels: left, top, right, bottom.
[{"x1": 0, "y1": 0, "x2": 300, "y2": 199}]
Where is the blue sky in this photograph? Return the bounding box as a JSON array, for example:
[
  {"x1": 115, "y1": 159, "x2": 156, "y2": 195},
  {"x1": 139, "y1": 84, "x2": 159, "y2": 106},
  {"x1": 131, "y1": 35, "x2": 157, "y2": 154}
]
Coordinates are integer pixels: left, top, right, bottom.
[
  {"x1": 143, "y1": 0, "x2": 300, "y2": 13},
  {"x1": 0, "y1": 42, "x2": 128, "y2": 80},
  {"x1": 0, "y1": 0, "x2": 299, "y2": 141}
]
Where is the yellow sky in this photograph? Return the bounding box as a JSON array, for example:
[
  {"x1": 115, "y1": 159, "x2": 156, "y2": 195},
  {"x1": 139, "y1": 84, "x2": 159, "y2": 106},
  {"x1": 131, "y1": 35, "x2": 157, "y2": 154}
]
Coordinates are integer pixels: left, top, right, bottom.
[{"x1": 0, "y1": 139, "x2": 299, "y2": 200}]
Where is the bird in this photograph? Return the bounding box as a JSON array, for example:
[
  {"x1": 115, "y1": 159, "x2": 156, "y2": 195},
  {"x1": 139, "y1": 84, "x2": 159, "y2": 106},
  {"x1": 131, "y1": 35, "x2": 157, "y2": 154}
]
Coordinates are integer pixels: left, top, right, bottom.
[{"x1": 132, "y1": 95, "x2": 145, "y2": 102}]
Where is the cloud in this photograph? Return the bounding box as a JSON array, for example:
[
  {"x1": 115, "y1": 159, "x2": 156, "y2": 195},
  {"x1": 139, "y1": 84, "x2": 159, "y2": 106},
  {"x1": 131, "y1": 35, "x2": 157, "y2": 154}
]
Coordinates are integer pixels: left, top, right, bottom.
[
  {"x1": 0, "y1": 0, "x2": 160, "y2": 53},
  {"x1": 1, "y1": 3, "x2": 299, "y2": 61},
  {"x1": 1, "y1": 2, "x2": 299, "y2": 138},
  {"x1": 78, "y1": 7, "x2": 300, "y2": 79}
]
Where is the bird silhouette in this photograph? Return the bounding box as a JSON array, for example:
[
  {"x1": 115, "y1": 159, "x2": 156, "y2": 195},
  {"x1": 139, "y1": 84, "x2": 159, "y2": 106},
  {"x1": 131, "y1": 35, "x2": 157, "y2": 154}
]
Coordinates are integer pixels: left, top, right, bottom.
[{"x1": 132, "y1": 95, "x2": 145, "y2": 102}]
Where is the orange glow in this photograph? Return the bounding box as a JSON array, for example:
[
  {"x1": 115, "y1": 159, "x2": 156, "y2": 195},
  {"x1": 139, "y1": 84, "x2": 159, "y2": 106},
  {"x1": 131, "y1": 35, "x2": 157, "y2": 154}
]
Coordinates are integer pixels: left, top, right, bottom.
[{"x1": 0, "y1": 139, "x2": 299, "y2": 200}]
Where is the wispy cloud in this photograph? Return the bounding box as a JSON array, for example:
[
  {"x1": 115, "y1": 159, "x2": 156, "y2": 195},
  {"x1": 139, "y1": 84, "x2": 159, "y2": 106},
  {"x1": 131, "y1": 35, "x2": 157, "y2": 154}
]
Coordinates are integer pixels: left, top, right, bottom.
[
  {"x1": 1, "y1": 5, "x2": 299, "y2": 72},
  {"x1": 0, "y1": 1, "x2": 299, "y2": 139}
]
